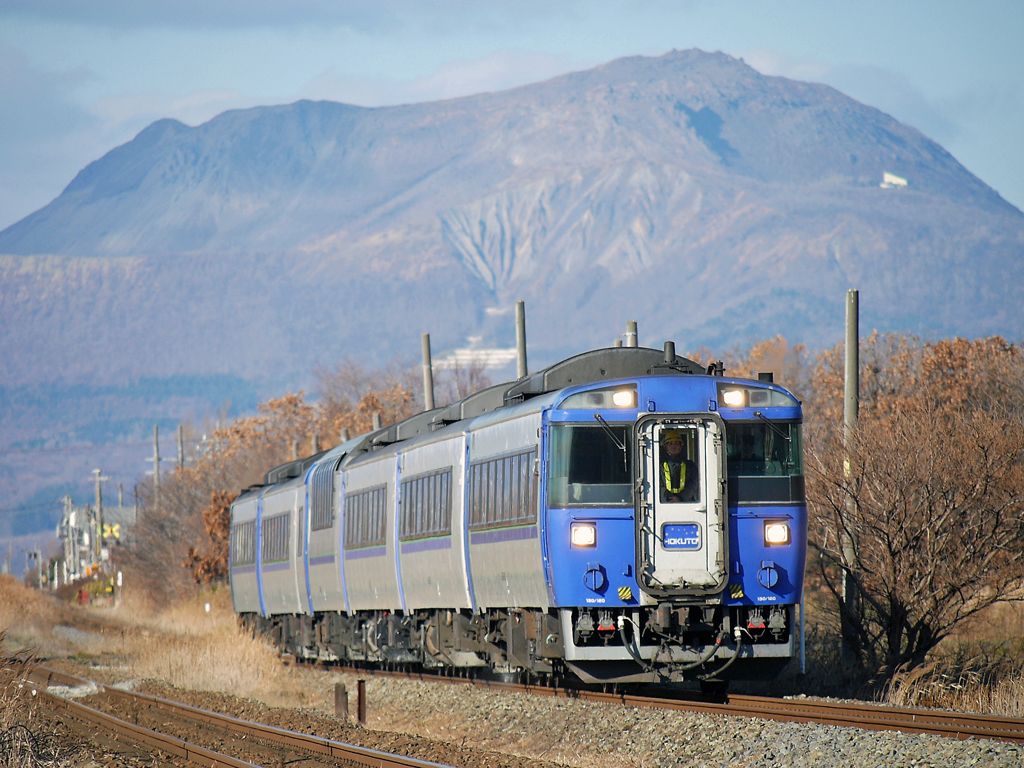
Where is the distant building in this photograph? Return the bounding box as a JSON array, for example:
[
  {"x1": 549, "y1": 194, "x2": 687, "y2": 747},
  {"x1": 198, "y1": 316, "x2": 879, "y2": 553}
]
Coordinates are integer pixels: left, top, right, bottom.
[
  {"x1": 435, "y1": 336, "x2": 518, "y2": 370},
  {"x1": 880, "y1": 172, "x2": 908, "y2": 189},
  {"x1": 56, "y1": 496, "x2": 135, "y2": 587}
]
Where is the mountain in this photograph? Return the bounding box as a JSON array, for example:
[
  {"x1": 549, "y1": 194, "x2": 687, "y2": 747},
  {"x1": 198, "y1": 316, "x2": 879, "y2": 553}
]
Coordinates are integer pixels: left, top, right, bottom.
[
  {"x1": 1, "y1": 49, "x2": 1023, "y2": 526},
  {"x1": 3, "y1": 49, "x2": 1022, "y2": 384}
]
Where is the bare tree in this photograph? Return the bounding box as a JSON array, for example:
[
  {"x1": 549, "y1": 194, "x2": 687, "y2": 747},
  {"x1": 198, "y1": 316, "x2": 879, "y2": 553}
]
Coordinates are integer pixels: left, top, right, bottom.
[
  {"x1": 434, "y1": 358, "x2": 492, "y2": 406},
  {"x1": 807, "y1": 335, "x2": 1024, "y2": 685},
  {"x1": 314, "y1": 359, "x2": 419, "y2": 440}
]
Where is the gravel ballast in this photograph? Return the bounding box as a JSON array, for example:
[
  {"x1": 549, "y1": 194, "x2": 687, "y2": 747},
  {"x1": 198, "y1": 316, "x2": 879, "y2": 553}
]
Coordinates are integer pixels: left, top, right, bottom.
[{"x1": 91, "y1": 666, "x2": 1024, "y2": 768}]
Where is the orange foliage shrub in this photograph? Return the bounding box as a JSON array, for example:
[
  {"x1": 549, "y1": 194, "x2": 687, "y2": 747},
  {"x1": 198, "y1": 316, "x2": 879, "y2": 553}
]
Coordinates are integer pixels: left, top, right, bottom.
[{"x1": 184, "y1": 490, "x2": 237, "y2": 585}]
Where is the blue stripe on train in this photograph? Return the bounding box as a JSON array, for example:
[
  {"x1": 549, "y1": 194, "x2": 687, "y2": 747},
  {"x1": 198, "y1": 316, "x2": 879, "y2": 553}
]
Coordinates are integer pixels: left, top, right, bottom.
[
  {"x1": 470, "y1": 526, "x2": 537, "y2": 545},
  {"x1": 401, "y1": 537, "x2": 453, "y2": 555},
  {"x1": 345, "y1": 546, "x2": 387, "y2": 560}
]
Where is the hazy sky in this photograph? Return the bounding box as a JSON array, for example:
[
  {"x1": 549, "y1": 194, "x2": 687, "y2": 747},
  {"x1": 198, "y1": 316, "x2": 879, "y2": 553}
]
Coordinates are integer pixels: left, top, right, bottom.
[{"x1": 0, "y1": 1, "x2": 1021, "y2": 231}]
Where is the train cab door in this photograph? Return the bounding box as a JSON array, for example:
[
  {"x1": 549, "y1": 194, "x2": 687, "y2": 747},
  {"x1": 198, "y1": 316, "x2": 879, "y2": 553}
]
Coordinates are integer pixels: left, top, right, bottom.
[{"x1": 635, "y1": 415, "x2": 727, "y2": 597}]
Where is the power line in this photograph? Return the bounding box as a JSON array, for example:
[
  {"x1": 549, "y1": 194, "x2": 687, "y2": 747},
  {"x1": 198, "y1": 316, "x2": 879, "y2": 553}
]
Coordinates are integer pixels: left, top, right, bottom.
[
  {"x1": 0, "y1": 501, "x2": 62, "y2": 517},
  {"x1": 0, "y1": 440, "x2": 149, "y2": 458},
  {"x1": 0, "y1": 437, "x2": 207, "y2": 458}
]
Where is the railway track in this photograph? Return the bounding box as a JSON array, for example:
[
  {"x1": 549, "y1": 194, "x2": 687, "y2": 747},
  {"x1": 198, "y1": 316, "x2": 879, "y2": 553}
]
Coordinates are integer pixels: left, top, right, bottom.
[
  {"x1": 21, "y1": 663, "x2": 457, "y2": 768},
  {"x1": 335, "y1": 663, "x2": 1024, "y2": 744},
  {"x1": 19, "y1": 651, "x2": 1024, "y2": 768}
]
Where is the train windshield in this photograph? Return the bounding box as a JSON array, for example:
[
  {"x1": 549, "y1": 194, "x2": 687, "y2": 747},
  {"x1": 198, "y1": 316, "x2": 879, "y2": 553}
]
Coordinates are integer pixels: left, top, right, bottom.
[
  {"x1": 725, "y1": 421, "x2": 802, "y2": 477},
  {"x1": 548, "y1": 424, "x2": 633, "y2": 507}
]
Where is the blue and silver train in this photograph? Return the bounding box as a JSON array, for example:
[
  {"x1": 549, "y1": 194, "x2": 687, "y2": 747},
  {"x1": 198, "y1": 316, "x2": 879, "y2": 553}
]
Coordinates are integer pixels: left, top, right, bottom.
[{"x1": 230, "y1": 345, "x2": 806, "y2": 685}]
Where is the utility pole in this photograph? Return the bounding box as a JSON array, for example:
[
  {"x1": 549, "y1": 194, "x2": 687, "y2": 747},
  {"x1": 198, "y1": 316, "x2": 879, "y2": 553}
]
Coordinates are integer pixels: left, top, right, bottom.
[
  {"x1": 421, "y1": 333, "x2": 436, "y2": 411},
  {"x1": 842, "y1": 288, "x2": 860, "y2": 667},
  {"x1": 177, "y1": 424, "x2": 185, "y2": 470},
  {"x1": 515, "y1": 301, "x2": 528, "y2": 380},
  {"x1": 92, "y1": 468, "x2": 108, "y2": 566},
  {"x1": 61, "y1": 495, "x2": 74, "y2": 582},
  {"x1": 151, "y1": 425, "x2": 161, "y2": 492}
]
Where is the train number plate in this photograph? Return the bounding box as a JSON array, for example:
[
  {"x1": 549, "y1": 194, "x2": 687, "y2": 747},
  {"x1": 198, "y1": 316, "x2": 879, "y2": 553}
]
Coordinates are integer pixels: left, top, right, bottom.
[{"x1": 662, "y1": 523, "x2": 701, "y2": 550}]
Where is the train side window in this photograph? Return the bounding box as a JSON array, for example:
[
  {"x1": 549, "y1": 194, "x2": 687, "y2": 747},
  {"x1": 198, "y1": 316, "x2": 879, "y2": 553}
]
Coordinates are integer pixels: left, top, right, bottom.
[
  {"x1": 309, "y1": 461, "x2": 336, "y2": 531},
  {"x1": 231, "y1": 520, "x2": 256, "y2": 565},
  {"x1": 469, "y1": 448, "x2": 538, "y2": 530},
  {"x1": 344, "y1": 484, "x2": 388, "y2": 549},
  {"x1": 399, "y1": 468, "x2": 454, "y2": 541},
  {"x1": 261, "y1": 513, "x2": 290, "y2": 563},
  {"x1": 498, "y1": 458, "x2": 509, "y2": 522}
]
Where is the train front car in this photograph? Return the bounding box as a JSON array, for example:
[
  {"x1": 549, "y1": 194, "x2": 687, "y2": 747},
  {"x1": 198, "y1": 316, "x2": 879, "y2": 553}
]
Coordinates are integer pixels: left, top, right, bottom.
[{"x1": 544, "y1": 360, "x2": 806, "y2": 685}]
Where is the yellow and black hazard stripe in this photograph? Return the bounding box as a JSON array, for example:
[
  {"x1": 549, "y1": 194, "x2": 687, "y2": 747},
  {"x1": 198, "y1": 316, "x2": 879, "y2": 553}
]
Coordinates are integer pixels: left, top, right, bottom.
[
  {"x1": 618, "y1": 586, "x2": 634, "y2": 601},
  {"x1": 729, "y1": 583, "x2": 745, "y2": 599}
]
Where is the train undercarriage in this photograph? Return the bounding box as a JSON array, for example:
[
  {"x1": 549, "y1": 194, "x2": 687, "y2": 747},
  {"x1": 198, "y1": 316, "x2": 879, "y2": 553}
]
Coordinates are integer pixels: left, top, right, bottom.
[{"x1": 241, "y1": 603, "x2": 794, "y2": 685}]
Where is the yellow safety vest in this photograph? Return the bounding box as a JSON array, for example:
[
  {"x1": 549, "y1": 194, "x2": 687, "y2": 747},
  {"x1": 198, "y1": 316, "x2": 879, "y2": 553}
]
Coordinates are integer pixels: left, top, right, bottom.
[{"x1": 663, "y1": 461, "x2": 686, "y2": 494}]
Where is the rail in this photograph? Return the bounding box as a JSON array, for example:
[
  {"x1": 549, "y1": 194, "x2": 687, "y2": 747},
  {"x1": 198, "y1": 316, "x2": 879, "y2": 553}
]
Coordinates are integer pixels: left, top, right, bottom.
[
  {"x1": 21, "y1": 663, "x2": 457, "y2": 768},
  {"x1": 338, "y1": 664, "x2": 1024, "y2": 744}
]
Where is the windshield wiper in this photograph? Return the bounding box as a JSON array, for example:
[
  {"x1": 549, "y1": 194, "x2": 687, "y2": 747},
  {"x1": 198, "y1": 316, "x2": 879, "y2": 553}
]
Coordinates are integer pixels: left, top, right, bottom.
[
  {"x1": 593, "y1": 413, "x2": 625, "y2": 450},
  {"x1": 753, "y1": 411, "x2": 791, "y2": 441},
  {"x1": 593, "y1": 414, "x2": 628, "y2": 472}
]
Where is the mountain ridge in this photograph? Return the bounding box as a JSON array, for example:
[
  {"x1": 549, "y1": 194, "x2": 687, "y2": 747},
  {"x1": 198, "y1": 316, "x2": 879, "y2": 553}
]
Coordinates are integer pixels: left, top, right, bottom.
[
  {"x1": 2, "y1": 49, "x2": 1015, "y2": 260},
  {"x1": 0, "y1": 48, "x2": 1020, "y2": 390}
]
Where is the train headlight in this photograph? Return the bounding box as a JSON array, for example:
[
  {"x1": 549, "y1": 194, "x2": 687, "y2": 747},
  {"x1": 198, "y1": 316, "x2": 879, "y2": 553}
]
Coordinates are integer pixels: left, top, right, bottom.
[
  {"x1": 558, "y1": 385, "x2": 637, "y2": 410},
  {"x1": 571, "y1": 523, "x2": 597, "y2": 547},
  {"x1": 612, "y1": 390, "x2": 635, "y2": 407},
  {"x1": 764, "y1": 522, "x2": 790, "y2": 545},
  {"x1": 717, "y1": 384, "x2": 799, "y2": 409},
  {"x1": 721, "y1": 389, "x2": 746, "y2": 407}
]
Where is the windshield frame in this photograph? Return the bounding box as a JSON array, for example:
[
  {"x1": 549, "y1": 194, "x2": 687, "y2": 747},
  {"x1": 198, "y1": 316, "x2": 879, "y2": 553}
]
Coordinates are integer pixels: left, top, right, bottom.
[
  {"x1": 724, "y1": 419, "x2": 803, "y2": 478},
  {"x1": 547, "y1": 422, "x2": 634, "y2": 508}
]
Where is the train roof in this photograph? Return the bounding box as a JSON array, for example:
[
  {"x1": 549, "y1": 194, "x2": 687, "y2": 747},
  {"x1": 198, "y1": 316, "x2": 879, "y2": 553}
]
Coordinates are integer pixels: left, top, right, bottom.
[{"x1": 255, "y1": 344, "x2": 710, "y2": 490}]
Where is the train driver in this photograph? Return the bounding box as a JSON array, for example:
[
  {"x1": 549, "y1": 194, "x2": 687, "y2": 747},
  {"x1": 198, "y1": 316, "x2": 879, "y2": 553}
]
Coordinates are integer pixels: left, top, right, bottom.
[{"x1": 660, "y1": 429, "x2": 699, "y2": 503}]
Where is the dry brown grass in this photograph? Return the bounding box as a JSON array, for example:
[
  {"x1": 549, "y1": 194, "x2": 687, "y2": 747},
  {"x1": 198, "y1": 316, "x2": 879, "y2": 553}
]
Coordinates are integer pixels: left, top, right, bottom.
[
  {"x1": 88, "y1": 588, "x2": 305, "y2": 705},
  {"x1": 881, "y1": 601, "x2": 1024, "y2": 716},
  {"x1": 0, "y1": 634, "x2": 72, "y2": 766},
  {"x1": 0, "y1": 575, "x2": 308, "y2": 708},
  {"x1": 127, "y1": 624, "x2": 299, "y2": 704},
  {"x1": 0, "y1": 576, "x2": 63, "y2": 657},
  {"x1": 883, "y1": 667, "x2": 1024, "y2": 717}
]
